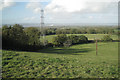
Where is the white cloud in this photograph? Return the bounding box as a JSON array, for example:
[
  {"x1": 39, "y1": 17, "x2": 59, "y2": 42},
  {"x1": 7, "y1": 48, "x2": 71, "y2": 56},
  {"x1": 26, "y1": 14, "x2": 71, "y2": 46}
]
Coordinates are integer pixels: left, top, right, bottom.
[
  {"x1": 26, "y1": 2, "x2": 41, "y2": 13},
  {"x1": 24, "y1": 17, "x2": 36, "y2": 21},
  {"x1": 45, "y1": 0, "x2": 118, "y2": 13},
  {"x1": 45, "y1": 0, "x2": 86, "y2": 13},
  {"x1": 1, "y1": 0, "x2": 118, "y2": 24},
  {"x1": 0, "y1": 0, "x2": 16, "y2": 10},
  {"x1": 25, "y1": 0, "x2": 118, "y2": 14},
  {"x1": 43, "y1": 0, "x2": 118, "y2": 24}
]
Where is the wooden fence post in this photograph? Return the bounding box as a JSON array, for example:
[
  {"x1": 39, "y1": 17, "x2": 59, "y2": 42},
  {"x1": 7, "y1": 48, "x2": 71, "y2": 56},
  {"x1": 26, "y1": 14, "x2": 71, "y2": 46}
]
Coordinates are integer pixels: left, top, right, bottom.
[{"x1": 96, "y1": 39, "x2": 97, "y2": 55}]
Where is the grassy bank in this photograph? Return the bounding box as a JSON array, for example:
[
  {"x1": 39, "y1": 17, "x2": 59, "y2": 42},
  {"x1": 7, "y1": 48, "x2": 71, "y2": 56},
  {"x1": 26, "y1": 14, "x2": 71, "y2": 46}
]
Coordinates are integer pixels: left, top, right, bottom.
[{"x1": 2, "y1": 42, "x2": 118, "y2": 78}]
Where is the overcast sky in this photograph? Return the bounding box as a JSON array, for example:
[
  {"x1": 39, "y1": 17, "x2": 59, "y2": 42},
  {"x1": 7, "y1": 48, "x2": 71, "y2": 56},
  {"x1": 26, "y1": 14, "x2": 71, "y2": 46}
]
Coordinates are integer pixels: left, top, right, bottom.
[{"x1": 0, "y1": 0, "x2": 119, "y2": 25}]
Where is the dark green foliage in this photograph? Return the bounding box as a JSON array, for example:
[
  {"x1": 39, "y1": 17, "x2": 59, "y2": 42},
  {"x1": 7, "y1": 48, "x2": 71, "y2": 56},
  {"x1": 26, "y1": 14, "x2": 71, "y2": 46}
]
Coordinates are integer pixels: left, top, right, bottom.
[
  {"x1": 52, "y1": 34, "x2": 88, "y2": 47},
  {"x1": 68, "y1": 35, "x2": 80, "y2": 44},
  {"x1": 24, "y1": 27, "x2": 40, "y2": 46},
  {"x1": 50, "y1": 27, "x2": 117, "y2": 35},
  {"x1": 2, "y1": 24, "x2": 42, "y2": 51},
  {"x1": 68, "y1": 35, "x2": 88, "y2": 44},
  {"x1": 52, "y1": 34, "x2": 67, "y2": 46},
  {"x1": 101, "y1": 35, "x2": 113, "y2": 42},
  {"x1": 63, "y1": 39, "x2": 72, "y2": 47},
  {"x1": 43, "y1": 28, "x2": 56, "y2": 35},
  {"x1": 78, "y1": 35, "x2": 88, "y2": 43},
  {"x1": 36, "y1": 27, "x2": 117, "y2": 35},
  {"x1": 87, "y1": 29, "x2": 96, "y2": 34},
  {"x1": 2, "y1": 24, "x2": 28, "y2": 50},
  {"x1": 2, "y1": 24, "x2": 117, "y2": 51}
]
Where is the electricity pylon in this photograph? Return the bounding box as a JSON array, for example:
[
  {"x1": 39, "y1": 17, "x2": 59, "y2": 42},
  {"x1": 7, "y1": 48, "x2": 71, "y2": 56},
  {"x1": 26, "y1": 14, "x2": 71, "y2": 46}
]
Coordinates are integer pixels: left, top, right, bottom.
[{"x1": 40, "y1": 9, "x2": 46, "y2": 46}]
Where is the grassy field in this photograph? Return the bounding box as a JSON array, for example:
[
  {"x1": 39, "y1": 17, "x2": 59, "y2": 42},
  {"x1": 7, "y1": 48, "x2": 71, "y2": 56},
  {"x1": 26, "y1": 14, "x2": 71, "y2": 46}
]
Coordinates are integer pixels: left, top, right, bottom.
[
  {"x1": 43, "y1": 34, "x2": 118, "y2": 43},
  {"x1": 2, "y1": 42, "x2": 118, "y2": 78}
]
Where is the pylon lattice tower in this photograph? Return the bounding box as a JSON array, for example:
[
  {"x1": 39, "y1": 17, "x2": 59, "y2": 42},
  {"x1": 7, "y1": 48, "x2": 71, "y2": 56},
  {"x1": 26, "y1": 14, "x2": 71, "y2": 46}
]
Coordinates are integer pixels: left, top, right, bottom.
[{"x1": 40, "y1": 9, "x2": 46, "y2": 46}]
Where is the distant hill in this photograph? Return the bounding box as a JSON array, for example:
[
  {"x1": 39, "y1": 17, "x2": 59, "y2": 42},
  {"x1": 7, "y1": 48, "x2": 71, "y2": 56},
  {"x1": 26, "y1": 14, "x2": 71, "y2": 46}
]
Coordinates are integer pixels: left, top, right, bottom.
[{"x1": 1, "y1": 23, "x2": 118, "y2": 27}]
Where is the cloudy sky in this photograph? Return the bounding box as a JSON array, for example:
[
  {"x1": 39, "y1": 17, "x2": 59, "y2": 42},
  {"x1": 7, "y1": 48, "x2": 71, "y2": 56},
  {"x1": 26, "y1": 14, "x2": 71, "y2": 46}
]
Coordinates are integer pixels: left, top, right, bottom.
[{"x1": 0, "y1": 0, "x2": 119, "y2": 25}]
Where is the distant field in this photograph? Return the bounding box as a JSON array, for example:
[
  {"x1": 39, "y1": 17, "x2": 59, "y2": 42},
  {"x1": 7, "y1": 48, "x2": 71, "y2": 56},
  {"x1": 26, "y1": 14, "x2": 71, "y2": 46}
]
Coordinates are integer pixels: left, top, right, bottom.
[
  {"x1": 2, "y1": 42, "x2": 118, "y2": 78},
  {"x1": 42, "y1": 34, "x2": 118, "y2": 43}
]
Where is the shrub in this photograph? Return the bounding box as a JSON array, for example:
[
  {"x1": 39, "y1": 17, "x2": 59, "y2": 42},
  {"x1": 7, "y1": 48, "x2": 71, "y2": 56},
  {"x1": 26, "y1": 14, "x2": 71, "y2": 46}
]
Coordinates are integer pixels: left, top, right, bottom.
[
  {"x1": 63, "y1": 39, "x2": 72, "y2": 47},
  {"x1": 52, "y1": 34, "x2": 88, "y2": 47},
  {"x1": 78, "y1": 35, "x2": 88, "y2": 44},
  {"x1": 101, "y1": 35, "x2": 113, "y2": 42},
  {"x1": 68, "y1": 35, "x2": 79, "y2": 44},
  {"x1": 52, "y1": 34, "x2": 67, "y2": 46},
  {"x1": 68, "y1": 35, "x2": 88, "y2": 44}
]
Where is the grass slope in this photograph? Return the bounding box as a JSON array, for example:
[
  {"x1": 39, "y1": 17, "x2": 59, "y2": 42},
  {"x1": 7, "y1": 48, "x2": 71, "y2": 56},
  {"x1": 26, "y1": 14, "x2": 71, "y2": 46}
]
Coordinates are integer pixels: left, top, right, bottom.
[{"x1": 2, "y1": 42, "x2": 118, "y2": 78}]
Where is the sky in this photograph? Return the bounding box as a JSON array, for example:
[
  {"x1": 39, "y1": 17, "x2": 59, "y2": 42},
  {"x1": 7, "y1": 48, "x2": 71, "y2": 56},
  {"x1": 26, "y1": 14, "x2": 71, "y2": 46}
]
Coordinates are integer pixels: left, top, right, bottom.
[{"x1": 0, "y1": 0, "x2": 119, "y2": 26}]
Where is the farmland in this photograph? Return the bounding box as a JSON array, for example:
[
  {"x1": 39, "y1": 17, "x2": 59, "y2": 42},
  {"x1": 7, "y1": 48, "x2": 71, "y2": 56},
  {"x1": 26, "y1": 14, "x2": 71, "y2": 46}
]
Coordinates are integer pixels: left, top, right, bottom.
[
  {"x1": 43, "y1": 34, "x2": 118, "y2": 43},
  {"x1": 1, "y1": 0, "x2": 119, "y2": 79},
  {"x1": 2, "y1": 42, "x2": 118, "y2": 78},
  {"x1": 2, "y1": 24, "x2": 119, "y2": 78}
]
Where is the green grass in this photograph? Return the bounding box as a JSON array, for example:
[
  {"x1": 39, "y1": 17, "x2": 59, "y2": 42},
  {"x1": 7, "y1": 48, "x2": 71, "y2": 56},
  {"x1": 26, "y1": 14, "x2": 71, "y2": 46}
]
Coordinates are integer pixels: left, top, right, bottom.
[
  {"x1": 2, "y1": 42, "x2": 118, "y2": 78},
  {"x1": 43, "y1": 34, "x2": 118, "y2": 43}
]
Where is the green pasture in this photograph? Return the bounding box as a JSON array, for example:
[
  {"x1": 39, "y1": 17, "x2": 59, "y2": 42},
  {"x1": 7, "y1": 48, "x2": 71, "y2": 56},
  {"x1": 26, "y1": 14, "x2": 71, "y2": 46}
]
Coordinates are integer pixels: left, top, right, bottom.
[
  {"x1": 2, "y1": 42, "x2": 118, "y2": 78},
  {"x1": 42, "y1": 34, "x2": 118, "y2": 43}
]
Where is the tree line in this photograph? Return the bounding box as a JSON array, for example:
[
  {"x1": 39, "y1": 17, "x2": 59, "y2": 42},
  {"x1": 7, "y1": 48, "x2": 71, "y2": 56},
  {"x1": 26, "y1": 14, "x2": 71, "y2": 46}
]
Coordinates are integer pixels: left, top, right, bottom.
[
  {"x1": 42, "y1": 27, "x2": 118, "y2": 35},
  {"x1": 2, "y1": 24, "x2": 42, "y2": 51},
  {"x1": 2, "y1": 24, "x2": 117, "y2": 51}
]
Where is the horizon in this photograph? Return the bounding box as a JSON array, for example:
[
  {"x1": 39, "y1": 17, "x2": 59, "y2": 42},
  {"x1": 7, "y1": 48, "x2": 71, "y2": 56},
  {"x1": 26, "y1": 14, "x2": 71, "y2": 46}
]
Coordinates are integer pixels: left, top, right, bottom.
[{"x1": 1, "y1": 23, "x2": 118, "y2": 28}]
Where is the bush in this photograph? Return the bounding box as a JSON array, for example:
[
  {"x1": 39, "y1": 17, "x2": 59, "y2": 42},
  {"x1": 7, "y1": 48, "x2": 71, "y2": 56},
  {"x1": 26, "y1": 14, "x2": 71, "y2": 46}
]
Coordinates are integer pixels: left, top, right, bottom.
[
  {"x1": 68, "y1": 35, "x2": 88, "y2": 44},
  {"x1": 101, "y1": 35, "x2": 113, "y2": 42},
  {"x1": 78, "y1": 35, "x2": 88, "y2": 44},
  {"x1": 52, "y1": 34, "x2": 88, "y2": 47},
  {"x1": 63, "y1": 39, "x2": 72, "y2": 47},
  {"x1": 52, "y1": 34, "x2": 67, "y2": 46},
  {"x1": 2, "y1": 24, "x2": 43, "y2": 51},
  {"x1": 68, "y1": 35, "x2": 79, "y2": 44}
]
